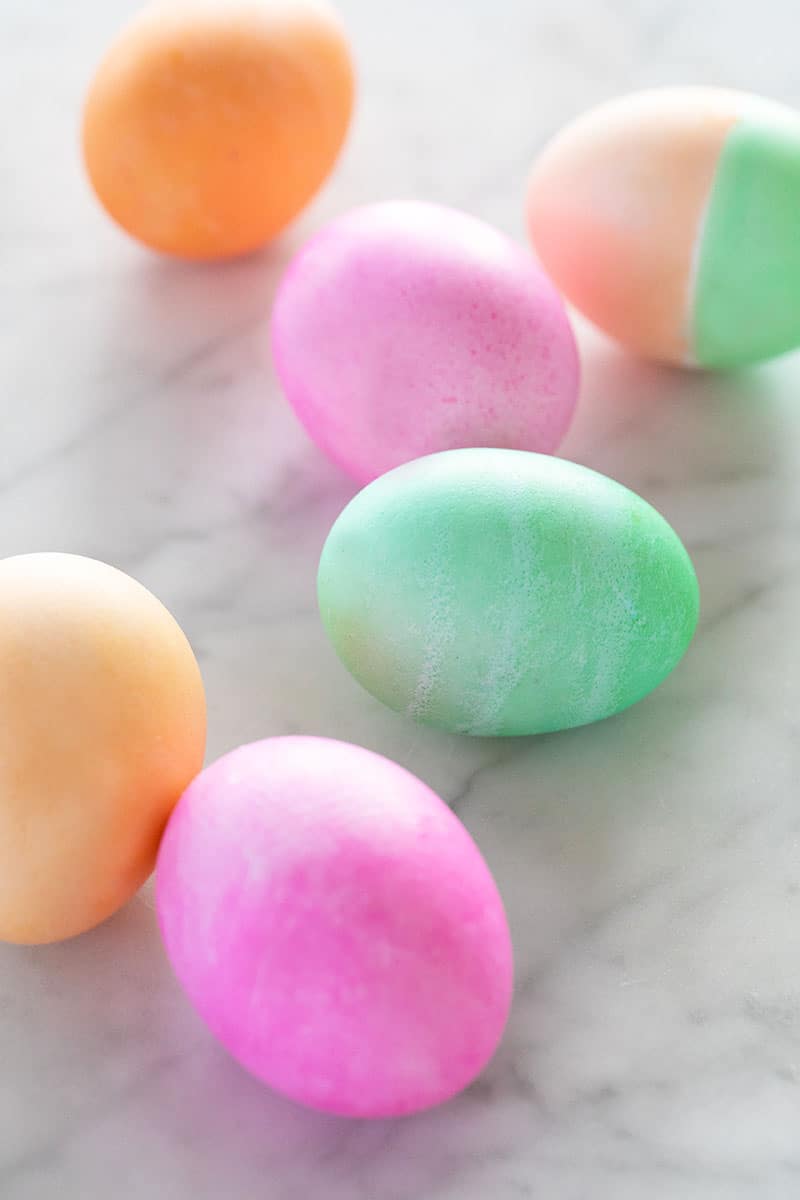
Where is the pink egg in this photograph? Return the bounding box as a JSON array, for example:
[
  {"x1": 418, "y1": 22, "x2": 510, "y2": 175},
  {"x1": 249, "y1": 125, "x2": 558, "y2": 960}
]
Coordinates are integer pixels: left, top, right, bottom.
[
  {"x1": 271, "y1": 201, "x2": 579, "y2": 483},
  {"x1": 156, "y1": 736, "x2": 513, "y2": 1117}
]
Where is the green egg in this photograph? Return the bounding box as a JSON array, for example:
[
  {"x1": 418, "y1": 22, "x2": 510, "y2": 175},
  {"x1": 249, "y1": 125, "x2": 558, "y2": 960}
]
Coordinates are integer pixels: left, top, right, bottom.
[{"x1": 318, "y1": 449, "x2": 699, "y2": 737}]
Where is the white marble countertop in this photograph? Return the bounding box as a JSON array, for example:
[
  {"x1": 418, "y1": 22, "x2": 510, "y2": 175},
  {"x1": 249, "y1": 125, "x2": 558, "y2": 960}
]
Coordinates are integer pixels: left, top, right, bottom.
[{"x1": 3, "y1": 1, "x2": 800, "y2": 1196}]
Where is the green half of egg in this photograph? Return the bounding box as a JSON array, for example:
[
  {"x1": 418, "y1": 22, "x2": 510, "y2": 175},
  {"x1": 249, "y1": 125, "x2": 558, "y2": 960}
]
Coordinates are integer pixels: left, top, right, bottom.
[{"x1": 693, "y1": 110, "x2": 800, "y2": 368}]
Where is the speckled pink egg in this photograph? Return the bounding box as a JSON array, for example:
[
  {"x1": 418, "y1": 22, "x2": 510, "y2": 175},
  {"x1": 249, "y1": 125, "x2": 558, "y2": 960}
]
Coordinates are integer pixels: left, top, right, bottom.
[
  {"x1": 270, "y1": 201, "x2": 579, "y2": 483},
  {"x1": 156, "y1": 736, "x2": 513, "y2": 1117}
]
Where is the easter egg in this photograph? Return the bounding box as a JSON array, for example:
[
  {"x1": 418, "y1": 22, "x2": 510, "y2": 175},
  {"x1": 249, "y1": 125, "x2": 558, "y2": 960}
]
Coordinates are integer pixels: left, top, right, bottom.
[
  {"x1": 0, "y1": 554, "x2": 206, "y2": 944},
  {"x1": 526, "y1": 87, "x2": 800, "y2": 367},
  {"x1": 318, "y1": 449, "x2": 699, "y2": 736},
  {"x1": 271, "y1": 201, "x2": 579, "y2": 483},
  {"x1": 156, "y1": 736, "x2": 513, "y2": 1117},
  {"x1": 82, "y1": 0, "x2": 354, "y2": 260}
]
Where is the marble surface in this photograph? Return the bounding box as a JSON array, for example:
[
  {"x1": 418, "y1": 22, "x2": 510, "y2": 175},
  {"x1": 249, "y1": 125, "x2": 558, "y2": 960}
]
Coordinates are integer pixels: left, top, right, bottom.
[{"x1": 3, "y1": 1, "x2": 800, "y2": 1196}]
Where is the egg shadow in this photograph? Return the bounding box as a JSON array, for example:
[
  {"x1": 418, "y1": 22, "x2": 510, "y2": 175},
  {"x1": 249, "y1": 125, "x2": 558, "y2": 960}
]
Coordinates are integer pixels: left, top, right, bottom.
[
  {"x1": 563, "y1": 319, "x2": 791, "y2": 492},
  {"x1": 72, "y1": 209, "x2": 332, "y2": 529},
  {"x1": 0, "y1": 886, "x2": 543, "y2": 1199},
  {"x1": 59, "y1": 217, "x2": 363, "y2": 684},
  {"x1": 109, "y1": 230, "x2": 356, "y2": 519},
  {"x1": 132, "y1": 987, "x2": 544, "y2": 1200}
]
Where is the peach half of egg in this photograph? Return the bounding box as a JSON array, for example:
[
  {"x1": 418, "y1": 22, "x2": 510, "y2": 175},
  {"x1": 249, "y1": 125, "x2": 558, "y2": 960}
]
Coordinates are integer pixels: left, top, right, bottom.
[{"x1": 526, "y1": 87, "x2": 800, "y2": 368}]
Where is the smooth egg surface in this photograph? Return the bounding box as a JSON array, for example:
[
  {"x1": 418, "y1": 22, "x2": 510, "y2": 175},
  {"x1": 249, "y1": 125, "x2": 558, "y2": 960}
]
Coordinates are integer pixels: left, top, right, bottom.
[
  {"x1": 156, "y1": 736, "x2": 513, "y2": 1117},
  {"x1": 318, "y1": 449, "x2": 699, "y2": 736},
  {"x1": 271, "y1": 201, "x2": 579, "y2": 482},
  {"x1": 526, "y1": 87, "x2": 800, "y2": 367},
  {"x1": 0, "y1": 554, "x2": 206, "y2": 944},
  {"x1": 83, "y1": 0, "x2": 354, "y2": 259}
]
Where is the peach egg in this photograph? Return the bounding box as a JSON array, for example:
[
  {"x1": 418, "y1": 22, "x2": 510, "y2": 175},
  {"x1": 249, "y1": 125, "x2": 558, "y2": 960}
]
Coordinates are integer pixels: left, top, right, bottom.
[
  {"x1": 0, "y1": 554, "x2": 206, "y2": 944},
  {"x1": 82, "y1": 0, "x2": 355, "y2": 259}
]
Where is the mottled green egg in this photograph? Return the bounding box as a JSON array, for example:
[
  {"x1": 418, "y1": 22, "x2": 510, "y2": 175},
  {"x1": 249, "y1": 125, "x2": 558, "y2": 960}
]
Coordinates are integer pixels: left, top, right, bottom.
[{"x1": 318, "y1": 449, "x2": 699, "y2": 737}]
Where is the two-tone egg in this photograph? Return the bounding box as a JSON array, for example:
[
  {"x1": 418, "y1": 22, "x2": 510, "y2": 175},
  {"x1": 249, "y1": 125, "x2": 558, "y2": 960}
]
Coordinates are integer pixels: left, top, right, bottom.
[{"x1": 527, "y1": 87, "x2": 800, "y2": 368}]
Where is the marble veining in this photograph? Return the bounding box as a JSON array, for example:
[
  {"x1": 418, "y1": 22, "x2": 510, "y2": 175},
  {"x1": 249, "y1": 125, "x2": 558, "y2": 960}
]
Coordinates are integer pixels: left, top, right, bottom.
[{"x1": 2, "y1": 0, "x2": 800, "y2": 1196}]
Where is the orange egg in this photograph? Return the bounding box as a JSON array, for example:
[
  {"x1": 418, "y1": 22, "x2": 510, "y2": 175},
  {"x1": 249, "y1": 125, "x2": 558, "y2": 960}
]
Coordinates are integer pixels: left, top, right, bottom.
[
  {"x1": 0, "y1": 554, "x2": 207, "y2": 944},
  {"x1": 82, "y1": 0, "x2": 355, "y2": 259}
]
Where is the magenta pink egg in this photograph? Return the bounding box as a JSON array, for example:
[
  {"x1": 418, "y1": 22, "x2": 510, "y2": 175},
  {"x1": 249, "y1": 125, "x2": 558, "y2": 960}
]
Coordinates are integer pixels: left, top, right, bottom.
[
  {"x1": 156, "y1": 736, "x2": 513, "y2": 1117},
  {"x1": 270, "y1": 201, "x2": 579, "y2": 483}
]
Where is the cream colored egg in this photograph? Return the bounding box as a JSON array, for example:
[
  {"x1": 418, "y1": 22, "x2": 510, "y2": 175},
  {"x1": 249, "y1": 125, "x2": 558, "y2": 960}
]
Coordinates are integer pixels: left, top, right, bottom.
[{"x1": 0, "y1": 554, "x2": 206, "y2": 944}]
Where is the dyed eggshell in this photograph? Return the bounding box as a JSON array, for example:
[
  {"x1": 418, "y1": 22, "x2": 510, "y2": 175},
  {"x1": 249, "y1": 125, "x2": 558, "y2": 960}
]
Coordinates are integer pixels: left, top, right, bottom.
[
  {"x1": 318, "y1": 449, "x2": 699, "y2": 737},
  {"x1": 271, "y1": 201, "x2": 579, "y2": 483},
  {"x1": 527, "y1": 87, "x2": 800, "y2": 367},
  {"x1": 0, "y1": 554, "x2": 206, "y2": 944},
  {"x1": 156, "y1": 736, "x2": 513, "y2": 1117},
  {"x1": 82, "y1": 0, "x2": 354, "y2": 260}
]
